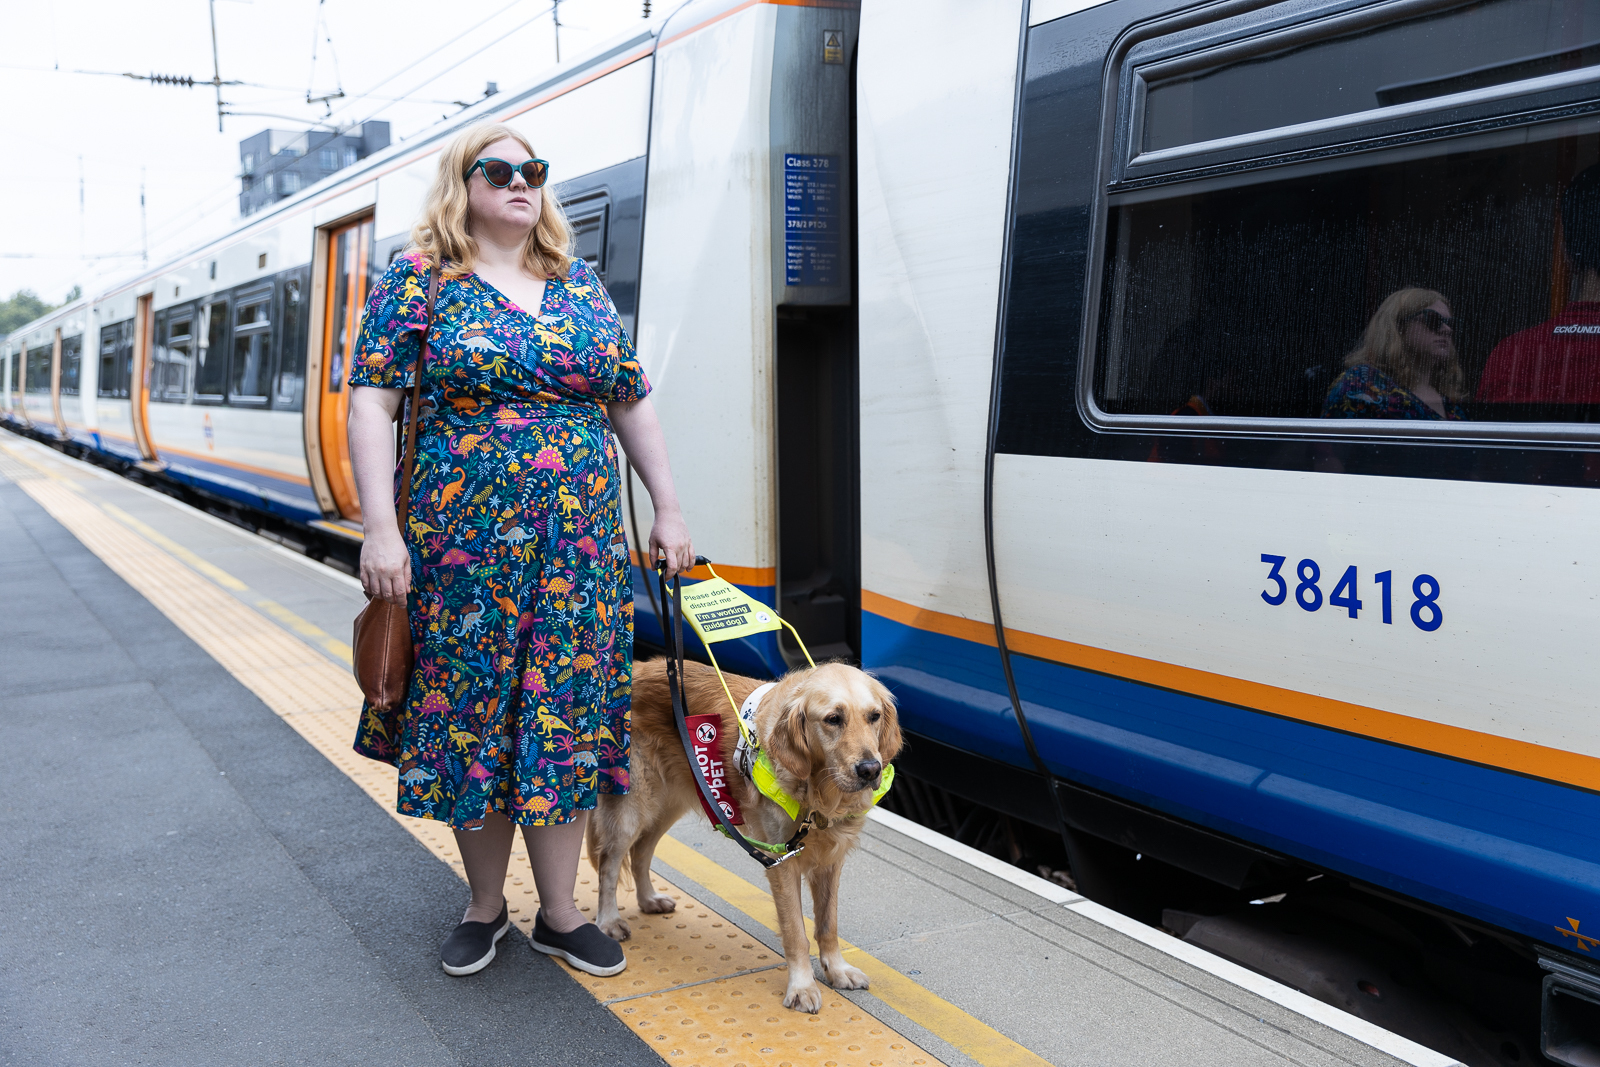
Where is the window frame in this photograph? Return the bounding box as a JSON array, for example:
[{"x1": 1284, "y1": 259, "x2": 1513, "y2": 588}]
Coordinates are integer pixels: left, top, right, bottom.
[
  {"x1": 97, "y1": 318, "x2": 134, "y2": 399},
  {"x1": 272, "y1": 265, "x2": 310, "y2": 412},
  {"x1": 562, "y1": 190, "x2": 613, "y2": 278},
  {"x1": 58, "y1": 333, "x2": 83, "y2": 396},
  {"x1": 1077, "y1": 0, "x2": 1600, "y2": 447},
  {"x1": 153, "y1": 304, "x2": 197, "y2": 403},
  {"x1": 192, "y1": 297, "x2": 231, "y2": 405},
  {"x1": 228, "y1": 283, "x2": 274, "y2": 407}
]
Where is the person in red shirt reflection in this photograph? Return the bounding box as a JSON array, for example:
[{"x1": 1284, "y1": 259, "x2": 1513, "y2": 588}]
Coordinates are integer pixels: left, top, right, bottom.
[{"x1": 1479, "y1": 165, "x2": 1600, "y2": 405}]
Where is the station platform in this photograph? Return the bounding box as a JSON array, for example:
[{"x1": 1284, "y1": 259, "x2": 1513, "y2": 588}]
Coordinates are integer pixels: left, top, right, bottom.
[{"x1": 0, "y1": 430, "x2": 1464, "y2": 1067}]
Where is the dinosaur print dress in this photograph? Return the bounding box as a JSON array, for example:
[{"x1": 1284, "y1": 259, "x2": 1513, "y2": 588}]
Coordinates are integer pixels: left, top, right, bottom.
[{"x1": 349, "y1": 251, "x2": 648, "y2": 829}]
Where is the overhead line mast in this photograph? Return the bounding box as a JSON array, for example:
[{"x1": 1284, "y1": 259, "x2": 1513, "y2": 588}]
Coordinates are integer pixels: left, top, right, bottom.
[{"x1": 209, "y1": 0, "x2": 225, "y2": 131}]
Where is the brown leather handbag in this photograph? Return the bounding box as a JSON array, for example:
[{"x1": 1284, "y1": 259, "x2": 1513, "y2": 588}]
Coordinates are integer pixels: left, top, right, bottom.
[{"x1": 352, "y1": 261, "x2": 441, "y2": 711}]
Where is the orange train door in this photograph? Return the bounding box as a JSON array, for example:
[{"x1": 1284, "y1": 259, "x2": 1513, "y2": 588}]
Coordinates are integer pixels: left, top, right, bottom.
[
  {"x1": 314, "y1": 215, "x2": 373, "y2": 522},
  {"x1": 50, "y1": 328, "x2": 66, "y2": 437},
  {"x1": 130, "y1": 293, "x2": 158, "y2": 462}
]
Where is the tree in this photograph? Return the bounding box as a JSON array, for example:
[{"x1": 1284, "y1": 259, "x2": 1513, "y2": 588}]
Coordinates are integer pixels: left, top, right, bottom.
[
  {"x1": 63, "y1": 284, "x2": 82, "y2": 304},
  {"x1": 0, "y1": 290, "x2": 55, "y2": 336}
]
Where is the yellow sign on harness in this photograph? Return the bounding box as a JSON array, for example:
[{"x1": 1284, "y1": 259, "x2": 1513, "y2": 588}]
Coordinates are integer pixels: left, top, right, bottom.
[{"x1": 679, "y1": 579, "x2": 783, "y2": 644}]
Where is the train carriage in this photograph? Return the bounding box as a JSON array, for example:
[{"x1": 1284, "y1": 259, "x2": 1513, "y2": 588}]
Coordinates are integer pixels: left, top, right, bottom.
[{"x1": 6, "y1": 0, "x2": 1600, "y2": 1055}]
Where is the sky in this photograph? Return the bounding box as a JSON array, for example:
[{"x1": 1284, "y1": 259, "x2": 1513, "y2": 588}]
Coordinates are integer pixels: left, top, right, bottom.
[{"x1": 0, "y1": 0, "x2": 682, "y2": 307}]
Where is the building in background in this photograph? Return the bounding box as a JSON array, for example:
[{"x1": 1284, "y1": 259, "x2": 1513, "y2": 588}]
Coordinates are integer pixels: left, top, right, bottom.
[{"x1": 238, "y1": 122, "x2": 390, "y2": 217}]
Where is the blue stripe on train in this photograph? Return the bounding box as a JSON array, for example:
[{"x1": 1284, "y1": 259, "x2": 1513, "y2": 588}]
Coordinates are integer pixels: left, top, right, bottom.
[{"x1": 861, "y1": 607, "x2": 1600, "y2": 955}]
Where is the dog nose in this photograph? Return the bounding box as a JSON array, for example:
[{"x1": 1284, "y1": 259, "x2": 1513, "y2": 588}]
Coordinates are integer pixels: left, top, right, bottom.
[{"x1": 854, "y1": 758, "x2": 882, "y2": 784}]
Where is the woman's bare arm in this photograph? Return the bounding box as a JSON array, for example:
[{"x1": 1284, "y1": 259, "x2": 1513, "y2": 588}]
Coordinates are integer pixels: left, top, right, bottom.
[
  {"x1": 348, "y1": 385, "x2": 411, "y2": 601},
  {"x1": 607, "y1": 396, "x2": 694, "y2": 578}
]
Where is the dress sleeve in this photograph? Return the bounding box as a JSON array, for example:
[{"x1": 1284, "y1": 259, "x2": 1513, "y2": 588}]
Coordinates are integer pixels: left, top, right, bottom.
[
  {"x1": 1321, "y1": 365, "x2": 1384, "y2": 418},
  {"x1": 348, "y1": 251, "x2": 433, "y2": 389},
  {"x1": 569, "y1": 258, "x2": 652, "y2": 402}
]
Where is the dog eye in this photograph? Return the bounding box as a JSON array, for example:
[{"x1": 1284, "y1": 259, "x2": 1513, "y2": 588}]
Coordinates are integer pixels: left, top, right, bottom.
[
  {"x1": 867, "y1": 710, "x2": 881, "y2": 724},
  {"x1": 824, "y1": 713, "x2": 844, "y2": 727}
]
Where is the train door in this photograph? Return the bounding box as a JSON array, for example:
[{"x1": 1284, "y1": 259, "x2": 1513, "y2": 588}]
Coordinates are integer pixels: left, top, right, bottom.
[
  {"x1": 306, "y1": 214, "x2": 372, "y2": 523},
  {"x1": 130, "y1": 293, "x2": 157, "y2": 462},
  {"x1": 773, "y1": 7, "x2": 860, "y2": 666},
  {"x1": 48, "y1": 328, "x2": 66, "y2": 438}
]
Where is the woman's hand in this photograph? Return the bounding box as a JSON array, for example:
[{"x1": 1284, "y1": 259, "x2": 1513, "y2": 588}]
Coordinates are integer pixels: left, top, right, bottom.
[
  {"x1": 649, "y1": 507, "x2": 695, "y2": 580},
  {"x1": 361, "y1": 528, "x2": 413, "y2": 602}
]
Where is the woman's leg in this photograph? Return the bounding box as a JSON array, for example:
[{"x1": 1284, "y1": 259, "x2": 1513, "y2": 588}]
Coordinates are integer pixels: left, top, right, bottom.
[
  {"x1": 454, "y1": 811, "x2": 516, "y2": 923},
  {"x1": 523, "y1": 812, "x2": 589, "y2": 933}
]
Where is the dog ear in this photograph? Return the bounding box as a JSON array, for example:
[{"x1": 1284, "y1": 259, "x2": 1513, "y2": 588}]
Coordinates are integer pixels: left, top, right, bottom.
[
  {"x1": 766, "y1": 688, "x2": 814, "y2": 779},
  {"x1": 871, "y1": 677, "x2": 903, "y2": 764}
]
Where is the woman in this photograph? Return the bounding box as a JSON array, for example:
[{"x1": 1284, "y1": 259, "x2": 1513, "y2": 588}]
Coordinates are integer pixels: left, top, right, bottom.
[
  {"x1": 347, "y1": 123, "x2": 692, "y2": 979},
  {"x1": 1323, "y1": 288, "x2": 1468, "y2": 420}
]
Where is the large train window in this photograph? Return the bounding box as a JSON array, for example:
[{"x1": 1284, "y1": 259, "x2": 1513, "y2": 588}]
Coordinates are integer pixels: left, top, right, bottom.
[
  {"x1": 59, "y1": 334, "x2": 82, "y2": 396},
  {"x1": 97, "y1": 320, "x2": 133, "y2": 399},
  {"x1": 24, "y1": 344, "x2": 50, "y2": 393},
  {"x1": 1087, "y1": 0, "x2": 1600, "y2": 443},
  {"x1": 230, "y1": 288, "x2": 272, "y2": 406},
  {"x1": 193, "y1": 300, "x2": 229, "y2": 403},
  {"x1": 153, "y1": 308, "x2": 194, "y2": 402}
]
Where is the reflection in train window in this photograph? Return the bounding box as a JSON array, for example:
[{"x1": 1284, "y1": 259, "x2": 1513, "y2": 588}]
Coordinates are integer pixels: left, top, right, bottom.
[
  {"x1": 156, "y1": 312, "x2": 193, "y2": 401},
  {"x1": 59, "y1": 334, "x2": 82, "y2": 396},
  {"x1": 98, "y1": 320, "x2": 134, "y2": 399},
  {"x1": 1095, "y1": 124, "x2": 1600, "y2": 425},
  {"x1": 194, "y1": 301, "x2": 230, "y2": 402},
  {"x1": 231, "y1": 291, "x2": 271, "y2": 404},
  {"x1": 1141, "y1": 0, "x2": 1600, "y2": 155}
]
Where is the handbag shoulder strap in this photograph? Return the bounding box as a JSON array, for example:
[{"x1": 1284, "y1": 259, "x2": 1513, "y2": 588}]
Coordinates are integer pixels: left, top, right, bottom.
[{"x1": 394, "y1": 258, "x2": 441, "y2": 534}]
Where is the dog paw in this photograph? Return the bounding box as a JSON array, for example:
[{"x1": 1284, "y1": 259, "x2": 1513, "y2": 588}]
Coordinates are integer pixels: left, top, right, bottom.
[
  {"x1": 821, "y1": 959, "x2": 869, "y2": 990},
  {"x1": 598, "y1": 915, "x2": 632, "y2": 941},
  {"x1": 637, "y1": 892, "x2": 677, "y2": 915},
  {"x1": 783, "y1": 981, "x2": 824, "y2": 1014}
]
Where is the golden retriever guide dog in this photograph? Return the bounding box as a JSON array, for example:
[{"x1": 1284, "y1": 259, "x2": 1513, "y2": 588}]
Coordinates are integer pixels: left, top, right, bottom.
[{"x1": 588, "y1": 657, "x2": 901, "y2": 1013}]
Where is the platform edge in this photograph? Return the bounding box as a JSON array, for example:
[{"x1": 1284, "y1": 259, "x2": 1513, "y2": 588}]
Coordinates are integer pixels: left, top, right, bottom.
[{"x1": 867, "y1": 807, "x2": 1467, "y2": 1067}]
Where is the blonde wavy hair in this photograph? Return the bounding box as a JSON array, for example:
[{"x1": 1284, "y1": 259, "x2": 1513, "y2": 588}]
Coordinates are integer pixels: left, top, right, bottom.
[
  {"x1": 1345, "y1": 287, "x2": 1466, "y2": 400},
  {"x1": 410, "y1": 123, "x2": 572, "y2": 281}
]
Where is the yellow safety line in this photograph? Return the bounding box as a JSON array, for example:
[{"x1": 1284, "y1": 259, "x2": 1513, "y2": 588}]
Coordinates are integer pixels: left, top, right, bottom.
[
  {"x1": 654, "y1": 837, "x2": 1055, "y2": 1067},
  {"x1": 0, "y1": 440, "x2": 971, "y2": 1067}
]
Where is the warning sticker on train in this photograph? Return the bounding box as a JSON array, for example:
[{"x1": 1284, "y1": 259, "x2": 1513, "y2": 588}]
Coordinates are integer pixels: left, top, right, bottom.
[{"x1": 678, "y1": 579, "x2": 783, "y2": 644}]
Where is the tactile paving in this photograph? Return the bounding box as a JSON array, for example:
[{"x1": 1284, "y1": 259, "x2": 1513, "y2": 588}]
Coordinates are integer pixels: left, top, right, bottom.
[
  {"x1": 613, "y1": 971, "x2": 933, "y2": 1067},
  {"x1": 1, "y1": 439, "x2": 949, "y2": 1067}
]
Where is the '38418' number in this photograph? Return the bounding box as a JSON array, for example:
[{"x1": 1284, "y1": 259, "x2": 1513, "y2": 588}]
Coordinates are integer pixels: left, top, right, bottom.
[{"x1": 1259, "y1": 554, "x2": 1442, "y2": 632}]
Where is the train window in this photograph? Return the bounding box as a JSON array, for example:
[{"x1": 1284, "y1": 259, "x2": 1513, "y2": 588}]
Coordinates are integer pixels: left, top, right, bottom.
[
  {"x1": 97, "y1": 320, "x2": 133, "y2": 399},
  {"x1": 1089, "y1": 2, "x2": 1600, "y2": 441},
  {"x1": 24, "y1": 345, "x2": 50, "y2": 393},
  {"x1": 274, "y1": 269, "x2": 308, "y2": 411},
  {"x1": 59, "y1": 334, "x2": 82, "y2": 396},
  {"x1": 230, "y1": 290, "x2": 271, "y2": 405},
  {"x1": 1137, "y1": 0, "x2": 1600, "y2": 161},
  {"x1": 155, "y1": 310, "x2": 194, "y2": 401},
  {"x1": 563, "y1": 192, "x2": 610, "y2": 277},
  {"x1": 192, "y1": 301, "x2": 229, "y2": 402}
]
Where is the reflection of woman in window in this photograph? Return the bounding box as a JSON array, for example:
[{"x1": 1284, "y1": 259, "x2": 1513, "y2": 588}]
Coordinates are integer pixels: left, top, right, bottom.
[{"x1": 1322, "y1": 288, "x2": 1467, "y2": 420}]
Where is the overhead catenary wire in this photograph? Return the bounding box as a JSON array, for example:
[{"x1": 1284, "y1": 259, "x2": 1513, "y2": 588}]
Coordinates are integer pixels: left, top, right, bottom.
[{"x1": 36, "y1": 0, "x2": 588, "y2": 275}]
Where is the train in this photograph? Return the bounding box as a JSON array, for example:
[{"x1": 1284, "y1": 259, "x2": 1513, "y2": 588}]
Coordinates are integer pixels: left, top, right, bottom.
[{"x1": 6, "y1": 1, "x2": 1600, "y2": 1060}]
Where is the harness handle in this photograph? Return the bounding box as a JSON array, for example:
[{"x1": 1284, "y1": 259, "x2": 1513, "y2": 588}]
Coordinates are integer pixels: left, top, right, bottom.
[{"x1": 656, "y1": 557, "x2": 808, "y2": 869}]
